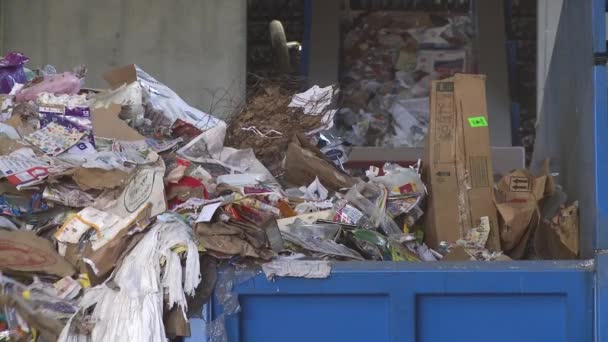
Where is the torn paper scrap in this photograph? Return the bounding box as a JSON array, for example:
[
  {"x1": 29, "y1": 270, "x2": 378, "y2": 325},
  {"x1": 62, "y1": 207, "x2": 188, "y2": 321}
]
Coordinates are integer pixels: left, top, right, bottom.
[
  {"x1": 0, "y1": 148, "x2": 51, "y2": 187},
  {"x1": 195, "y1": 201, "x2": 223, "y2": 223},
  {"x1": 288, "y1": 85, "x2": 335, "y2": 115},
  {"x1": 262, "y1": 259, "x2": 331, "y2": 279},
  {"x1": 301, "y1": 176, "x2": 329, "y2": 201},
  {"x1": 458, "y1": 216, "x2": 491, "y2": 250}
]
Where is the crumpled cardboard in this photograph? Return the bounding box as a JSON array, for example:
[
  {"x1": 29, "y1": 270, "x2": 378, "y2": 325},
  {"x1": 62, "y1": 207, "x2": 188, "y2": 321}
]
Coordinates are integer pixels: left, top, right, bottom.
[
  {"x1": 0, "y1": 230, "x2": 75, "y2": 277},
  {"x1": 284, "y1": 133, "x2": 356, "y2": 191},
  {"x1": 534, "y1": 202, "x2": 579, "y2": 259},
  {"x1": 494, "y1": 168, "x2": 552, "y2": 259},
  {"x1": 195, "y1": 221, "x2": 273, "y2": 260}
]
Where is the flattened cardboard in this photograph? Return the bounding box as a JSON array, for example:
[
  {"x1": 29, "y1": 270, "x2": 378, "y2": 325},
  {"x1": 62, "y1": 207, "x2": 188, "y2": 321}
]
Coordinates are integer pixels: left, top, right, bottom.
[
  {"x1": 72, "y1": 167, "x2": 129, "y2": 190},
  {"x1": 425, "y1": 74, "x2": 500, "y2": 251},
  {"x1": 91, "y1": 103, "x2": 144, "y2": 141},
  {"x1": 0, "y1": 230, "x2": 75, "y2": 277}
]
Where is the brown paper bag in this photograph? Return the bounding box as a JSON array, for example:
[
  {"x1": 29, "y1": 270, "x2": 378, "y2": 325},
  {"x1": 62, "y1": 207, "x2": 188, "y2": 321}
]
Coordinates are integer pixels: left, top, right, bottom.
[
  {"x1": 535, "y1": 202, "x2": 579, "y2": 259},
  {"x1": 495, "y1": 169, "x2": 545, "y2": 259},
  {"x1": 284, "y1": 134, "x2": 356, "y2": 190}
]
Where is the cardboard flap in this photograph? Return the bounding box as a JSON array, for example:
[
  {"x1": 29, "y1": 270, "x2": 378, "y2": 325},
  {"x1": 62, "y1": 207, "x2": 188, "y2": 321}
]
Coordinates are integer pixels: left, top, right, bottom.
[
  {"x1": 103, "y1": 64, "x2": 137, "y2": 88},
  {"x1": 91, "y1": 103, "x2": 145, "y2": 141}
]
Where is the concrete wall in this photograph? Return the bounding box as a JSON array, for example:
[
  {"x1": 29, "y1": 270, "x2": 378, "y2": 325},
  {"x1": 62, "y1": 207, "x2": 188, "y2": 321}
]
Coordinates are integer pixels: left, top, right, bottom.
[{"x1": 1, "y1": 0, "x2": 246, "y2": 119}]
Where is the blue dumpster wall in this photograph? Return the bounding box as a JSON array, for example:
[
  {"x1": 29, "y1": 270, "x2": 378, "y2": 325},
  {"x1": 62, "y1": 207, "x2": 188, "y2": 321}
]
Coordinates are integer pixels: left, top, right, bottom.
[{"x1": 189, "y1": 261, "x2": 594, "y2": 341}]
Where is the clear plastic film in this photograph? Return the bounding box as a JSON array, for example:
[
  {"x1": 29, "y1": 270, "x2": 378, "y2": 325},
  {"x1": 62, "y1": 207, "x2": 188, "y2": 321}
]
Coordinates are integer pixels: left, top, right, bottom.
[
  {"x1": 205, "y1": 267, "x2": 259, "y2": 342},
  {"x1": 342, "y1": 182, "x2": 401, "y2": 235}
]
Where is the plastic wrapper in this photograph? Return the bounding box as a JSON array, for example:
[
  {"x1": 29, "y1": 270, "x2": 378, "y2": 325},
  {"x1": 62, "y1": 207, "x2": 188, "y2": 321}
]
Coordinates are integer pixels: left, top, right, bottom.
[
  {"x1": 1, "y1": 275, "x2": 77, "y2": 341},
  {"x1": 283, "y1": 219, "x2": 341, "y2": 240},
  {"x1": 0, "y1": 52, "x2": 29, "y2": 94},
  {"x1": 0, "y1": 192, "x2": 48, "y2": 217},
  {"x1": 16, "y1": 72, "x2": 81, "y2": 102},
  {"x1": 368, "y1": 163, "x2": 426, "y2": 222},
  {"x1": 43, "y1": 184, "x2": 96, "y2": 208},
  {"x1": 204, "y1": 267, "x2": 259, "y2": 342},
  {"x1": 340, "y1": 182, "x2": 402, "y2": 235},
  {"x1": 350, "y1": 229, "x2": 390, "y2": 260},
  {"x1": 317, "y1": 131, "x2": 349, "y2": 171},
  {"x1": 281, "y1": 230, "x2": 364, "y2": 260}
]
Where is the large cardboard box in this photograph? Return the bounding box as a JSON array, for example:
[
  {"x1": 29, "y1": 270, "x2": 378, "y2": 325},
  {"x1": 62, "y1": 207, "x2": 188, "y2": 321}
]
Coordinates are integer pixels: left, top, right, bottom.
[{"x1": 425, "y1": 74, "x2": 501, "y2": 251}]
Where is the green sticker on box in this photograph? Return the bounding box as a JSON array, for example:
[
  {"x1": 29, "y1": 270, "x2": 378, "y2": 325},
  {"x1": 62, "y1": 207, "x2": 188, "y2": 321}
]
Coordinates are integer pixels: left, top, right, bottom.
[{"x1": 468, "y1": 116, "x2": 488, "y2": 127}]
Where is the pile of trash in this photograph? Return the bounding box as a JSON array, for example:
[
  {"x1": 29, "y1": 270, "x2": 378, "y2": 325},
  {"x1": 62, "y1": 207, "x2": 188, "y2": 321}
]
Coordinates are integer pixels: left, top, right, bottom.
[
  {"x1": 0, "y1": 52, "x2": 578, "y2": 341},
  {"x1": 336, "y1": 11, "x2": 474, "y2": 147}
]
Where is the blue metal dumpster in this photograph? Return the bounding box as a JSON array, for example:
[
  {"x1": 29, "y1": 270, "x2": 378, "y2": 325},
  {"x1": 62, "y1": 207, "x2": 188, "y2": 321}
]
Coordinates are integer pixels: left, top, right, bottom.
[{"x1": 188, "y1": 0, "x2": 608, "y2": 340}]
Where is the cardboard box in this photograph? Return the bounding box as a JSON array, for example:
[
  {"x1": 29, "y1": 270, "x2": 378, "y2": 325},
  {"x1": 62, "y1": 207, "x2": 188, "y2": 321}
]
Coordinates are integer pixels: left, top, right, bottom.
[{"x1": 425, "y1": 74, "x2": 501, "y2": 251}]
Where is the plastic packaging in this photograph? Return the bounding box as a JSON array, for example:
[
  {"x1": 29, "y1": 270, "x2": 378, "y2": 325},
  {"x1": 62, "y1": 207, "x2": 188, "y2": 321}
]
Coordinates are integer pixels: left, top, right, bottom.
[
  {"x1": 284, "y1": 219, "x2": 341, "y2": 240},
  {"x1": 16, "y1": 72, "x2": 81, "y2": 102},
  {"x1": 342, "y1": 182, "x2": 402, "y2": 235},
  {"x1": 0, "y1": 52, "x2": 29, "y2": 94}
]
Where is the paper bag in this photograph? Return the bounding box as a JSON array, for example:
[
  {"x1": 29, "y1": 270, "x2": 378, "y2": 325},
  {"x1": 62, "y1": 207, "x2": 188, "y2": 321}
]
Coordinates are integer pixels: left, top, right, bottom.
[
  {"x1": 284, "y1": 134, "x2": 355, "y2": 190},
  {"x1": 495, "y1": 169, "x2": 544, "y2": 258},
  {"x1": 534, "y1": 202, "x2": 579, "y2": 259}
]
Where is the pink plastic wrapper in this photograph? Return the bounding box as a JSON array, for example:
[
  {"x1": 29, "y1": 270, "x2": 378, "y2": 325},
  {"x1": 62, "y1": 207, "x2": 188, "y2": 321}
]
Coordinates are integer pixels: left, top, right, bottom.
[{"x1": 16, "y1": 72, "x2": 81, "y2": 102}]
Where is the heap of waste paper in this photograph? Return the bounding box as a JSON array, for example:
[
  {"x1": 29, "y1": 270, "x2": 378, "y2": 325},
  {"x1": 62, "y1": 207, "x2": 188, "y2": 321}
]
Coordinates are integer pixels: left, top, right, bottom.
[
  {"x1": 336, "y1": 11, "x2": 474, "y2": 148},
  {"x1": 0, "y1": 52, "x2": 579, "y2": 341}
]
